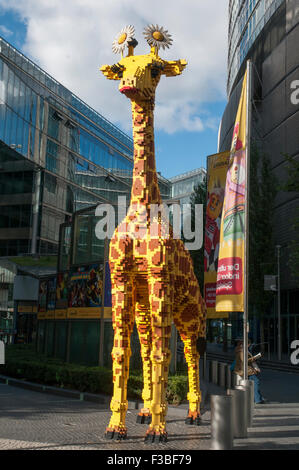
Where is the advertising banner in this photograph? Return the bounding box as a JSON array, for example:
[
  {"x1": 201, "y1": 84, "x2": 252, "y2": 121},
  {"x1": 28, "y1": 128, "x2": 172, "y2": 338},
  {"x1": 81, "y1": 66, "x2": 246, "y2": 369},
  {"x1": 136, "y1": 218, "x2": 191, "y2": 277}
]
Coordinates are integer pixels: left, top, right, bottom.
[
  {"x1": 55, "y1": 273, "x2": 68, "y2": 319},
  {"x1": 216, "y1": 70, "x2": 248, "y2": 312},
  {"x1": 38, "y1": 280, "x2": 48, "y2": 313},
  {"x1": 204, "y1": 151, "x2": 230, "y2": 319},
  {"x1": 67, "y1": 264, "x2": 103, "y2": 318}
]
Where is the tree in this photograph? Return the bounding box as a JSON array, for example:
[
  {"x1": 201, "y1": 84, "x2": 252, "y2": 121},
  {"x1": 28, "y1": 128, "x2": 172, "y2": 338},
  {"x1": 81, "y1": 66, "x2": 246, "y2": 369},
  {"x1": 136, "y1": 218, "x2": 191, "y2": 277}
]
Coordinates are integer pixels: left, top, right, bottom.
[
  {"x1": 188, "y1": 177, "x2": 207, "y2": 292},
  {"x1": 248, "y1": 143, "x2": 278, "y2": 319},
  {"x1": 280, "y1": 155, "x2": 299, "y2": 282}
]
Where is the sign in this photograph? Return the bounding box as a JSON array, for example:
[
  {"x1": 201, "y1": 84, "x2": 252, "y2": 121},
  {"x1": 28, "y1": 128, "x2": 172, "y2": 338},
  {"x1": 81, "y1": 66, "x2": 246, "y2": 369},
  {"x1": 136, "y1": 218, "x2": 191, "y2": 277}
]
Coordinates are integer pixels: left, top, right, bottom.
[
  {"x1": 67, "y1": 264, "x2": 103, "y2": 318},
  {"x1": 216, "y1": 70, "x2": 248, "y2": 313},
  {"x1": 204, "y1": 151, "x2": 230, "y2": 319},
  {"x1": 264, "y1": 275, "x2": 277, "y2": 291},
  {"x1": 13, "y1": 275, "x2": 39, "y2": 301}
]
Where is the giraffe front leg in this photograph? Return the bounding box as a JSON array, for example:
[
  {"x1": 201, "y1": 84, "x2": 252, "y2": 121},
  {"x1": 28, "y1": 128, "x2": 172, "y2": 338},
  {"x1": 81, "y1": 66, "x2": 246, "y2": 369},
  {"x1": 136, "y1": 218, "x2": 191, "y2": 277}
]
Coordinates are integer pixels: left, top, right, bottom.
[
  {"x1": 182, "y1": 336, "x2": 202, "y2": 425},
  {"x1": 136, "y1": 309, "x2": 152, "y2": 424},
  {"x1": 105, "y1": 274, "x2": 134, "y2": 440},
  {"x1": 144, "y1": 275, "x2": 172, "y2": 444},
  {"x1": 174, "y1": 299, "x2": 204, "y2": 426}
]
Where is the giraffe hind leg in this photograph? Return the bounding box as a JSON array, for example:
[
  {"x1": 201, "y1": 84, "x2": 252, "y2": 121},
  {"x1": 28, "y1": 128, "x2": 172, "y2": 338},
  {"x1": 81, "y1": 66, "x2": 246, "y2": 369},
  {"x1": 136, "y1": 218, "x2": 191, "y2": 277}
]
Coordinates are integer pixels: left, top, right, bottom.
[
  {"x1": 174, "y1": 302, "x2": 203, "y2": 426},
  {"x1": 105, "y1": 274, "x2": 134, "y2": 440},
  {"x1": 135, "y1": 306, "x2": 152, "y2": 425}
]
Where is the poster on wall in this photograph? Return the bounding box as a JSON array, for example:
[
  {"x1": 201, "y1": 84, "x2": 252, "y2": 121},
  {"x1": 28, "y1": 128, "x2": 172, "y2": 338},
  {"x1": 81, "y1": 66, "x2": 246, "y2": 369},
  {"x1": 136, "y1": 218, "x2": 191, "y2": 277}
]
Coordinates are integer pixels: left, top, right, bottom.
[
  {"x1": 68, "y1": 264, "x2": 103, "y2": 309},
  {"x1": 38, "y1": 280, "x2": 48, "y2": 313},
  {"x1": 204, "y1": 151, "x2": 230, "y2": 319},
  {"x1": 216, "y1": 70, "x2": 248, "y2": 313},
  {"x1": 56, "y1": 273, "x2": 69, "y2": 309},
  {"x1": 47, "y1": 277, "x2": 57, "y2": 311}
]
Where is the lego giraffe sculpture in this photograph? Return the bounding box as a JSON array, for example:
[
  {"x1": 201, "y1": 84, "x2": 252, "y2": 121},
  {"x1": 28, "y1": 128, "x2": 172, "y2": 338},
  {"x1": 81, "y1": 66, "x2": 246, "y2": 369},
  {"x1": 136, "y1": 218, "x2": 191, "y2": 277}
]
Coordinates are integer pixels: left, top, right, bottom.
[{"x1": 100, "y1": 25, "x2": 207, "y2": 443}]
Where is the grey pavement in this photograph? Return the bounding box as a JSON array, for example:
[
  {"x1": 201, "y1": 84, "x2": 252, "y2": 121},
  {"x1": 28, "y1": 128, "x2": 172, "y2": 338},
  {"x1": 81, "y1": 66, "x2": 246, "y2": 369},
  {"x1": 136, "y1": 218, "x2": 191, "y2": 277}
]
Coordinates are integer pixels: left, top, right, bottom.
[
  {"x1": 0, "y1": 383, "x2": 211, "y2": 450},
  {"x1": 0, "y1": 368, "x2": 298, "y2": 450}
]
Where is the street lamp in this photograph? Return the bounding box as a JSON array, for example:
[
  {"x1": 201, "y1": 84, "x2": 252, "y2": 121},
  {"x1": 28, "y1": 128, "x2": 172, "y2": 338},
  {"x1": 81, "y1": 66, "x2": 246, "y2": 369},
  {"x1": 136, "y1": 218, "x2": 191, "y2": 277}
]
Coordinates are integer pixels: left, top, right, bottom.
[{"x1": 276, "y1": 245, "x2": 281, "y2": 361}]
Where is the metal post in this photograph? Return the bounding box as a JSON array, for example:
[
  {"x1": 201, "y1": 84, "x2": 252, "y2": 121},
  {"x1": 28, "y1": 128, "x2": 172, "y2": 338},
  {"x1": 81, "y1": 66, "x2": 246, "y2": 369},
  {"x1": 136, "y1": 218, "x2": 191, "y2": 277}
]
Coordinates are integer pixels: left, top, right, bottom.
[
  {"x1": 31, "y1": 169, "x2": 41, "y2": 255},
  {"x1": 227, "y1": 388, "x2": 247, "y2": 438},
  {"x1": 219, "y1": 363, "x2": 226, "y2": 388},
  {"x1": 211, "y1": 360, "x2": 218, "y2": 385},
  {"x1": 243, "y1": 59, "x2": 253, "y2": 380},
  {"x1": 240, "y1": 378, "x2": 254, "y2": 426},
  {"x1": 99, "y1": 237, "x2": 109, "y2": 367},
  {"x1": 276, "y1": 245, "x2": 281, "y2": 361},
  {"x1": 211, "y1": 395, "x2": 234, "y2": 450},
  {"x1": 235, "y1": 384, "x2": 250, "y2": 428}
]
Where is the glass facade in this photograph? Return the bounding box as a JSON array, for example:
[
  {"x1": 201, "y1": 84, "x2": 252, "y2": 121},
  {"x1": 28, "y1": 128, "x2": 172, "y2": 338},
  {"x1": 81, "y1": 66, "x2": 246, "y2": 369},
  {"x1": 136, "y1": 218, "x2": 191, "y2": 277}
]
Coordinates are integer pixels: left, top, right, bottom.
[
  {"x1": 170, "y1": 168, "x2": 206, "y2": 202},
  {"x1": 228, "y1": 0, "x2": 284, "y2": 96},
  {"x1": 0, "y1": 35, "x2": 171, "y2": 256}
]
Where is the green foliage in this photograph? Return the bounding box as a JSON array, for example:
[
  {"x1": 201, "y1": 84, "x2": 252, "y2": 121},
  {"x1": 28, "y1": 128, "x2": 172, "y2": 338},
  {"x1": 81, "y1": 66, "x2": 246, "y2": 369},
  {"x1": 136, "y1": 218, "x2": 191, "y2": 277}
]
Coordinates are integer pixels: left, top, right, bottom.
[
  {"x1": 0, "y1": 344, "x2": 189, "y2": 404},
  {"x1": 188, "y1": 178, "x2": 207, "y2": 292},
  {"x1": 166, "y1": 374, "x2": 188, "y2": 405},
  {"x1": 249, "y1": 143, "x2": 278, "y2": 317},
  {"x1": 280, "y1": 154, "x2": 299, "y2": 282}
]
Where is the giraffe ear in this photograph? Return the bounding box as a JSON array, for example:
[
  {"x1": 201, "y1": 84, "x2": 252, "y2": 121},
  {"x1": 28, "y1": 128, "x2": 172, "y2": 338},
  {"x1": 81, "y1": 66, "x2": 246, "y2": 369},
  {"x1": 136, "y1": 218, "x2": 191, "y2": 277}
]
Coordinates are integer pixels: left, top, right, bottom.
[
  {"x1": 162, "y1": 59, "x2": 187, "y2": 77},
  {"x1": 100, "y1": 64, "x2": 121, "y2": 81}
]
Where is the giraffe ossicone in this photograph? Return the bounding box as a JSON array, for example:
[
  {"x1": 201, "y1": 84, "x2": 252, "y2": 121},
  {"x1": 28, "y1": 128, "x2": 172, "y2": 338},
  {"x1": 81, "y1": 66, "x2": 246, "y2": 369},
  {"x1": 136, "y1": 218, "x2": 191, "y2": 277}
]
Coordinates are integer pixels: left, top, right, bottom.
[{"x1": 100, "y1": 25, "x2": 207, "y2": 443}]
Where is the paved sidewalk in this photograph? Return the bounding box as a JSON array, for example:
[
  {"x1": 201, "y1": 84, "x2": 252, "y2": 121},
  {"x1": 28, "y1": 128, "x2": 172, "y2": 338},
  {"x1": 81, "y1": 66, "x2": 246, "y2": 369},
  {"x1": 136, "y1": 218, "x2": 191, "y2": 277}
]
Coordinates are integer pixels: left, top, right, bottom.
[
  {"x1": 0, "y1": 383, "x2": 211, "y2": 450},
  {"x1": 0, "y1": 368, "x2": 298, "y2": 450},
  {"x1": 234, "y1": 403, "x2": 299, "y2": 450}
]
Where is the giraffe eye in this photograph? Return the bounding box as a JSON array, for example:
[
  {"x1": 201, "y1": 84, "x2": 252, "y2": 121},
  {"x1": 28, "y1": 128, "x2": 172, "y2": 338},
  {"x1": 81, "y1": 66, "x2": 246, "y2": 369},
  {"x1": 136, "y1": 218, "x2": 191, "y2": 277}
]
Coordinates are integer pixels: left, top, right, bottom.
[
  {"x1": 111, "y1": 63, "x2": 125, "y2": 77},
  {"x1": 151, "y1": 62, "x2": 164, "y2": 78}
]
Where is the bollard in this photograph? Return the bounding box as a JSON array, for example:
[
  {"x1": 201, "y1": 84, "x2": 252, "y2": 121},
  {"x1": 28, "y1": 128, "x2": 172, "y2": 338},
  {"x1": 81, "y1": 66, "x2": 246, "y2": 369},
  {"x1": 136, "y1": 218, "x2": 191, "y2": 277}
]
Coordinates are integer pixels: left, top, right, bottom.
[
  {"x1": 240, "y1": 379, "x2": 254, "y2": 427},
  {"x1": 211, "y1": 361, "x2": 218, "y2": 385},
  {"x1": 235, "y1": 385, "x2": 250, "y2": 428},
  {"x1": 218, "y1": 363, "x2": 226, "y2": 388},
  {"x1": 225, "y1": 364, "x2": 232, "y2": 389},
  {"x1": 205, "y1": 359, "x2": 210, "y2": 382},
  {"x1": 227, "y1": 388, "x2": 248, "y2": 438},
  {"x1": 211, "y1": 395, "x2": 234, "y2": 450},
  {"x1": 0, "y1": 340, "x2": 4, "y2": 365},
  {"x1": 231, "y1": 371, "x2": 237, "y2": 388}
]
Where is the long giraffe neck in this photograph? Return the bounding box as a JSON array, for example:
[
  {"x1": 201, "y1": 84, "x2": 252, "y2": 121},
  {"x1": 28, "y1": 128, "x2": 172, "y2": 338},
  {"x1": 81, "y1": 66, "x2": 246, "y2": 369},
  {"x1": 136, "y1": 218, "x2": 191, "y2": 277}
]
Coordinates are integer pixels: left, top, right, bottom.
[{"x1": 130, "y1": 99, "x2": 161, "y2": 207}]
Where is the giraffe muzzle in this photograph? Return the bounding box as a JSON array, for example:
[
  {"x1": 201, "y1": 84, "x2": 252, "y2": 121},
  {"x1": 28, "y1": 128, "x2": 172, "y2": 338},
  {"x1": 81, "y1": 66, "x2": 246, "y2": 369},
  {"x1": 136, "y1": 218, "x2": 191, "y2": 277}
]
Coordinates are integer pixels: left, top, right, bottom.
[{"x1": 120, "y1": 86, "x2": 138, "y2": 94}]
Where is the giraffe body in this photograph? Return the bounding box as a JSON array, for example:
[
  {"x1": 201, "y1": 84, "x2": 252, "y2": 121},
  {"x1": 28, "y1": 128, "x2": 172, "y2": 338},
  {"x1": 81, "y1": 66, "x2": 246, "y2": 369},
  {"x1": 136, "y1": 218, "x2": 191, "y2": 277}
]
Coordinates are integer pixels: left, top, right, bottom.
[{"x1": 100, "y1": 36, "x2": 206, "y2": 442}]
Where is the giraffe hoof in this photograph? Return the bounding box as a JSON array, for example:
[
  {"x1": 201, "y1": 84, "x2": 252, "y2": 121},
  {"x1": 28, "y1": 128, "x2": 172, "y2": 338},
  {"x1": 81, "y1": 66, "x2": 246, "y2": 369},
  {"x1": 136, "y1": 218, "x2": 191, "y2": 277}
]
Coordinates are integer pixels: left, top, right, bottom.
[
  {"x1": 185, "y1": 413, "x2": 202, "y2": 425},
  {"x1": 144, "y1": 431, "x2": 167, "y2": 444},
  {"x1": 105, "y1": 428, "x2": 127, "y2": 440},
  {"x1": 137, "y1": 413, "x2": 152, "y2": 424}
]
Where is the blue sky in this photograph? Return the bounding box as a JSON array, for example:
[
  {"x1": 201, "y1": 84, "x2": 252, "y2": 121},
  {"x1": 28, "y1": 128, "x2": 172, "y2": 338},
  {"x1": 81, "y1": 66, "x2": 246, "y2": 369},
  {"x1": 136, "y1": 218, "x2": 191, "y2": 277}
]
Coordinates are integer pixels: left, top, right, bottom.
[{"x1": 0, "y1": 1, "x2": 228, "y2": 179}]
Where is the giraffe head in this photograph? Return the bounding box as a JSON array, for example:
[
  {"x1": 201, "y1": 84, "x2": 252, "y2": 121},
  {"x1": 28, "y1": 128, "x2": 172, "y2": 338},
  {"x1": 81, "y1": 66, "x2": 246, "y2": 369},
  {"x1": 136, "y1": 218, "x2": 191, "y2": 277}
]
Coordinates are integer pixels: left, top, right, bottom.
[{"x1": 100, "y1": 24, "x2": 187, "y2": 101}]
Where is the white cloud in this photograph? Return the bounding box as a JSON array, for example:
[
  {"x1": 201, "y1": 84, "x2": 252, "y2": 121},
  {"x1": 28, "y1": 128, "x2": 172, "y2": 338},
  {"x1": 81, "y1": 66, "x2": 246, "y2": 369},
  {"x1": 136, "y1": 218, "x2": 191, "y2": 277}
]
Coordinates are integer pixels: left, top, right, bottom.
[
  {"x1": 0, "y1": 24, "x2": 13, "y2": 36},
  {"x1": 0, "y1": 0, "x2": 228, "y2": 135}
]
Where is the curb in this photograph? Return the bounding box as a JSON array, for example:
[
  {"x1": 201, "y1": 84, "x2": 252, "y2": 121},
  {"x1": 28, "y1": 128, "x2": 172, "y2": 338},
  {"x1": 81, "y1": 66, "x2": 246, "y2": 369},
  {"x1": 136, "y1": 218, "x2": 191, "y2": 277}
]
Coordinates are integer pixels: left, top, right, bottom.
[
  {"x1": 0, "y1": 374, "x2": 138, "y2": 409},
  {"x1": 0, "y1": 374, "x2": 217, "y2": 415}
]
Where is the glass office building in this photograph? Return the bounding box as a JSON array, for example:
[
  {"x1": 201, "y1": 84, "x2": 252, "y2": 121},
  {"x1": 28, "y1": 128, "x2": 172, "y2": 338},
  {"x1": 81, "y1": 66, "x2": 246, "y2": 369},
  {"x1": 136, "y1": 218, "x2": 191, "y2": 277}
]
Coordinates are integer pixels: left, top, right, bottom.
[
  {"x1": 0, "y1": 35, "x2": 171, "y2": 258},
  {"x1": 228, "y1": 0, "x2": 285, "y2": 95},
  {"x1": 219, "y1": 0, "x2": 299, "y2": 357},
  {"x1": 170, "y1": 168, "x2": 206, "y2": 205}
]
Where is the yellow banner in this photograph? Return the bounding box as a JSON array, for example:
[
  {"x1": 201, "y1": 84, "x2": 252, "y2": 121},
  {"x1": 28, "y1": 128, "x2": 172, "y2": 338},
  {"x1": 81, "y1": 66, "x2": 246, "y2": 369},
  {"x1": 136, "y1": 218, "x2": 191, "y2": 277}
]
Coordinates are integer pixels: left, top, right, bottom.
[
  {"x1": 204, "y1": 151, "x2": 230, "y2": 319},
  {"x1": 44, "y1": 310, "x2": 55, "y2": 320},
  {"x1": 216, "y1": 70, "x2": 248, "y2": 312},
  {"x1": 55, "y1": 309, "x2": 67, "y2": 320}
]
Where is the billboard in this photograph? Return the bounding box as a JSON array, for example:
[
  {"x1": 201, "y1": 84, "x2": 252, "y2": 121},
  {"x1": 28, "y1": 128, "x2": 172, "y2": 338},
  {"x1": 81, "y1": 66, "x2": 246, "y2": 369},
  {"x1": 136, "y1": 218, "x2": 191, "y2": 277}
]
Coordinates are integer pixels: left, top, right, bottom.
[
  {"x1": 67, "y1": 264, "x2": 104, "y2": 319},
  {"x1": 204, "y1": 151, "x2": 230, "y2": 319}
]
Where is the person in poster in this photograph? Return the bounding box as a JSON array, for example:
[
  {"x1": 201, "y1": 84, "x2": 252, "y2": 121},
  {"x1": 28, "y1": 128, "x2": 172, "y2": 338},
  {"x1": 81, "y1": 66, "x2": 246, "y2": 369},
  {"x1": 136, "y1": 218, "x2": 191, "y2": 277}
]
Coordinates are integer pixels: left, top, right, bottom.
[
  {"x1": 223, "y1": 150, "x2": 246, "y2": 241},
  {"x1": 68, "y1": 265, "x2": 103, "y2": 308},
  {"x1": 204, "y1": 183, "x2": 224, "y2": 272}
]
